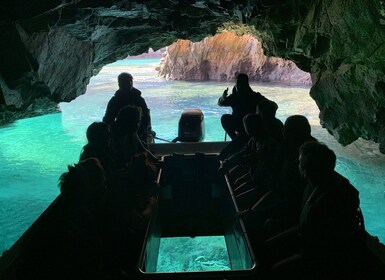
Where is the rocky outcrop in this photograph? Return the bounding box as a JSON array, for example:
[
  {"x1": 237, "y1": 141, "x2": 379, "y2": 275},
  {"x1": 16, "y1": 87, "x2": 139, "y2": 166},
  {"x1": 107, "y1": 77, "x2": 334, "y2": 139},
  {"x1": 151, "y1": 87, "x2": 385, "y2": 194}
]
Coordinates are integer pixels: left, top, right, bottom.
[
  {"x1": 157, "y1": 32, "x2": 310, "y2": 85},
  {"x1": 0, "y1": 1, "x2": 385, "y2": 152},
  {"x1": 128, "y1": 47, "x2": 166, "y2": 59}
]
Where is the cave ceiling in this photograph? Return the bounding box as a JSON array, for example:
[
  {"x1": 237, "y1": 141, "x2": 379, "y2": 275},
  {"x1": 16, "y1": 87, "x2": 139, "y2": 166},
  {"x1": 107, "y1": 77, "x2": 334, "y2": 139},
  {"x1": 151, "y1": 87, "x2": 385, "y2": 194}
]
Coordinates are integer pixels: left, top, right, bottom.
[{"x1": 1, "y1": 0, "x2": 385, "y2": 152}]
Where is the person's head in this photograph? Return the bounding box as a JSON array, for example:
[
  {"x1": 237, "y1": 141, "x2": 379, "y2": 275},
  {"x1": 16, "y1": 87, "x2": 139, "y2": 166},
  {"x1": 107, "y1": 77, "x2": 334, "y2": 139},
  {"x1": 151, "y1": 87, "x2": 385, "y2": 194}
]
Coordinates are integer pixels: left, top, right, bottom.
[
  {"x1": 257, "y1": 99, "x2": 279, "y2": 118},
  {"x1": 115, "y1": 105, "x2": 142, "y2": 134},
  {"x1": 243, "y1": 113, "x2": 269, "y2": 140},
  {"x1": 86, "y1": 122, "x2": 111, "y2": 148},
  {"x1": 235, "y1": 73, "x2": 250, "y2": 91},
  {"x1": 283, "y1": 115, "x2": 314, "y2": 147},
  {"x1": 118, "y1": 72, "x2": 133, "y2": 91},
  {"x1": 299, "y1": 141, "x2": 336, "y2": 184},
  {"x1": 59, "y1": 158, "x2": 106, "y2": 205}
]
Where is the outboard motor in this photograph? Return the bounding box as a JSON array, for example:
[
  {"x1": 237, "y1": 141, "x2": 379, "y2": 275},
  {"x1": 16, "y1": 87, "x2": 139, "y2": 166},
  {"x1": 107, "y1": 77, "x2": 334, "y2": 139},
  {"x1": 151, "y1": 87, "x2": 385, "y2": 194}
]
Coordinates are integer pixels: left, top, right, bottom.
[{"x1": 173, "y1": 108, "x2": 205, "y2": 142}]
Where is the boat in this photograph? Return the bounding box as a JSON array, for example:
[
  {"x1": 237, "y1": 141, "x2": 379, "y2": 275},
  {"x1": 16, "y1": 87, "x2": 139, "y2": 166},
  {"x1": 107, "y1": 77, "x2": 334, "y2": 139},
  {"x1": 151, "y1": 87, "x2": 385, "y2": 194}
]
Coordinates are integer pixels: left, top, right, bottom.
[
  {"x1": 1, "y1": 109, "x2": 385, "y2": 279},
  {"x1": 138, "y1": 149, "x2": 257, "y2": 279}
]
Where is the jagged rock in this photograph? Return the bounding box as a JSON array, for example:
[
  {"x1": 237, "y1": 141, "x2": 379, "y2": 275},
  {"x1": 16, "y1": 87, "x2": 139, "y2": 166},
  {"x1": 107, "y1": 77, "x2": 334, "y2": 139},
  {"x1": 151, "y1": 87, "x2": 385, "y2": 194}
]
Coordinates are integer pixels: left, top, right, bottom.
[
  {"x1": 129, "y1": 47, "x2": 166, "y2": 59},
  {"x1": 0, "y1": 0, "x2": 385, "y2": 152},
  {"x1": 157, "y1": 32, "x2": 311, "y2": 84}
]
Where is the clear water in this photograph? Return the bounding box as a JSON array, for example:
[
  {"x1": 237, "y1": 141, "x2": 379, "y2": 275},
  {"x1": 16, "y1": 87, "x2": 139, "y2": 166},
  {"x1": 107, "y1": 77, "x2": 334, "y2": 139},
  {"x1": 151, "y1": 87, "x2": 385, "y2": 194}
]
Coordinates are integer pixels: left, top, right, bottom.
[
  {"x1": 156, "y1": 236, "x2": 230, "y2": 272},
  {"x1": 1, "y1": 58, "x2": 385, "y2": 256}
]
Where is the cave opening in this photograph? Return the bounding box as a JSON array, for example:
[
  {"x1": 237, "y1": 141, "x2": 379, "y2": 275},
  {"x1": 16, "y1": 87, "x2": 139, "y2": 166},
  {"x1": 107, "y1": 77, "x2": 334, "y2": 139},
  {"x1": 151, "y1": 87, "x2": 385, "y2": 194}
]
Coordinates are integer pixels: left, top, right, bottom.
[{"x1": 1, "y1": 0, "x2": 385, "y2": 276}]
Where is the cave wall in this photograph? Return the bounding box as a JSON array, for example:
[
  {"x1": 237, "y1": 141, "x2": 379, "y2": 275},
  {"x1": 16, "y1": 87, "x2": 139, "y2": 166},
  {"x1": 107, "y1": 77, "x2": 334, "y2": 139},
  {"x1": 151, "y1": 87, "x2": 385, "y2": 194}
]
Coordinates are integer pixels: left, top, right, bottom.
[
  {"x1": 261, "y1": 0, "x2": 385, "y2": 151},
  {"x1": 1, "y1": 0, "x2": 385, "y2": 152}
]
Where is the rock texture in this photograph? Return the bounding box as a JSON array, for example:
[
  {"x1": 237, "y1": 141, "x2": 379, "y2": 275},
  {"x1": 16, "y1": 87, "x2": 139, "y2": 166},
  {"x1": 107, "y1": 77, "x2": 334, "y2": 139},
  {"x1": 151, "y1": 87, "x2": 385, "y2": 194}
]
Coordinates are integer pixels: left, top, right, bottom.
[
  {"x1": 0, "y1": 0, "x2": 385, "y2": 152},
  {"x1": 157, "y1": 32, "x2": 310, "y2": 84}
]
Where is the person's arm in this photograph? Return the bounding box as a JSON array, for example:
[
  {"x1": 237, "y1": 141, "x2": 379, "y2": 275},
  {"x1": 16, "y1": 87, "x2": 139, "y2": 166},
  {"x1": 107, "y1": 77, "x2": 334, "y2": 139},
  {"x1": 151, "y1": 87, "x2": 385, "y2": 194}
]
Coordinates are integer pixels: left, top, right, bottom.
[
  {"x1": 218, "y1": 87, "x2": 232, "y2": 106},
  {"x1": 102, "y1": 97, "x2": 117, "y2": 124},
  {"x1": 138, "y1": 97, "x2": 151, "y2": 136}
]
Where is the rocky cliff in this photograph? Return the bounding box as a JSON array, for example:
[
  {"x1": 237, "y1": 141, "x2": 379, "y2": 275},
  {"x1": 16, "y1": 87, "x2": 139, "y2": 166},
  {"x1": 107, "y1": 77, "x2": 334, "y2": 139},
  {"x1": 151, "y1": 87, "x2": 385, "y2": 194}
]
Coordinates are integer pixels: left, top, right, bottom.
[
  {"x1": 1, "y1": 0, "x2": 385, "y2": 152},
  {"x1": 157, "y1": 32, "x2": 311, "y2": 84}
]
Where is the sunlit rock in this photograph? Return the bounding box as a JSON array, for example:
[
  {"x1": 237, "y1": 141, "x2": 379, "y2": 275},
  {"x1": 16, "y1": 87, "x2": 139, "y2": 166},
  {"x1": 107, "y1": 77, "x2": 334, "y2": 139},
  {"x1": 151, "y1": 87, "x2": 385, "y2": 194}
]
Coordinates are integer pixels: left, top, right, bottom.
[{"x1": 157, "y1": 32, "x2": 310, "y2": 84}]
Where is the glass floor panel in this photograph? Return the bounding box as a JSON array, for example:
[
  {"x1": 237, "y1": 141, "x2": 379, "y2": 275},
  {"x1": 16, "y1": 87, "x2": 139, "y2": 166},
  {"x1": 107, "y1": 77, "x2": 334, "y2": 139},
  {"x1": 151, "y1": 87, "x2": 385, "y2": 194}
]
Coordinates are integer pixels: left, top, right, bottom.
[{"x1": 156, "y1": 236, "x2": 231, "y2": 272}]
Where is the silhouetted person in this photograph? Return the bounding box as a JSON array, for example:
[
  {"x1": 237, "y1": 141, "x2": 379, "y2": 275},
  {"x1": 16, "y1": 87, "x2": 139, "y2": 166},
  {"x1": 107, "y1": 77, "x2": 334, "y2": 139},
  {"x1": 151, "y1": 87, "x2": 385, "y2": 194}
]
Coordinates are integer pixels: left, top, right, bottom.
[
  {"x1": 218, "y1": 73, "x2": 267, "y2": 140},
  {"x1": 268, "y1": 141, "x2": 366, "y2": 280},
  {"x1": 7, "y1": 159, "x2": 108, "y2": 280},
  {"x1": 110, "y1": 105, "x2": 158, "y2": 224},
  {"x1": 103, "y1": 72, "x2": 151, "y2": 144},
  {"x1": 106, "y1": 105, "x2": 159, "y2": 276},
  {"x1": 278, "y1": 115, "x2": 317, "y2": 213},
  {"x1": 262, "y1": 115, "x2": 317, "y2": 235},
  {"x1": 257, "y1": 99, "x2": 283, "y2": 143},
  {"x1": 298, "y1": 141, "x2": 366, "y2": 279},
  {"x1": 59, "y1": 158, "x2": 107, "y2": 279},
  {"x1": 221, "y1": 114, "x2": 281, "y2": 210},
  {"x1": 221, "y1": 113, "x2": 271, "y2": 171},
  {"x1": 80, "y1": 121, "x2": 116, "y2": 175},
  {"x1": 111, "y1": 105, "x2": 144, "y2": 167}
]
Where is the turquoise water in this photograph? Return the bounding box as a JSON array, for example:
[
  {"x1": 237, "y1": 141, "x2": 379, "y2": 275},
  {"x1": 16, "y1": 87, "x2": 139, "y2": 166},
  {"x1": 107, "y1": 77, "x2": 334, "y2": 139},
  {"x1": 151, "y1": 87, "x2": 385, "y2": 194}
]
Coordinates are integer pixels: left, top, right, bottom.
[
  {"x1": 1, "y1": 58, "x2": 385, "y2": 256},
  {"x1": 156, "y1": 236, "x2": 230, "y2": 272}
]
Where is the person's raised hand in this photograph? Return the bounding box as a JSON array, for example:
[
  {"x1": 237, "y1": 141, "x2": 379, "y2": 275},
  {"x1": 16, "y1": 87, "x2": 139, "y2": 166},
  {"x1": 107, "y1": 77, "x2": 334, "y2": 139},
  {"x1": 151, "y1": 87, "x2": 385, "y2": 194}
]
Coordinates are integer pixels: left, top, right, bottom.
[{"x1": 223, "y1": 87, "x2": 229, "y2": 97}]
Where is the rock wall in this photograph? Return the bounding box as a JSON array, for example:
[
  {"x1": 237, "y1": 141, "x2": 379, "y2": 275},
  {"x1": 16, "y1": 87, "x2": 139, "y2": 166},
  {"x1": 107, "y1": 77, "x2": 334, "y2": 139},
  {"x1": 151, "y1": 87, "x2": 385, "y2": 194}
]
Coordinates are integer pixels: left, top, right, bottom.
[
  {"x1": 285, "y1": 1, "x2": 385, "y2": 152},
  {"x1": 157, "y1": 32, "x2": 311, "y2": 85}
]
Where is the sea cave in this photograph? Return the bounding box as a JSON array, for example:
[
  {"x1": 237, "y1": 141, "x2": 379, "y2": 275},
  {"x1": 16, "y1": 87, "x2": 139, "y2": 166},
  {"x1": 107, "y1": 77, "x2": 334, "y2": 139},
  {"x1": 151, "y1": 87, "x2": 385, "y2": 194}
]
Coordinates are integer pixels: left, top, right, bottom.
[{"x1": 1, "y1": 0, "x2": 385, "y2": 279}]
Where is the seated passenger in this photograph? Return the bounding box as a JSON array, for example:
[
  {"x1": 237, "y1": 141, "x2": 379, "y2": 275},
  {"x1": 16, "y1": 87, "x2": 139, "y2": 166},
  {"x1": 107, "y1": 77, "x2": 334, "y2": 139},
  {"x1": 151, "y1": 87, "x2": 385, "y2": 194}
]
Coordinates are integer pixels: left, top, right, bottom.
[
  {"x1": 111, "y1": 105, "x2": 145, "y2": 167},
  {"x1": 267, "y1": 141, "x2": 366, "y2": 280},
  {"x1": 221, "y1": 113, "x2": 281, "y2": 210},
  {"x1": 217, "y1": 73, "x2": 268, "y2": 161},
  {"x1": 262, "y1": 115, "x2": 318, "y2": 234},
  {"x1": 218, "y1": 97, "x2": 281, "y2": 161},
  {"x1": 218, "y1": 73, "x2": 267, "y2": 140},
  {"x1": 58, "y1": 158, "x2": 107, "y2": 278},
  {"x1": 256, "y1": 99, "x2": 283, "y2": 143},
  {"x1": 80, "y1": 121, "x2": 116, "y2": 175},
  {"x1": 220, "y1": 113, "x2": 263, "y2": 173}
]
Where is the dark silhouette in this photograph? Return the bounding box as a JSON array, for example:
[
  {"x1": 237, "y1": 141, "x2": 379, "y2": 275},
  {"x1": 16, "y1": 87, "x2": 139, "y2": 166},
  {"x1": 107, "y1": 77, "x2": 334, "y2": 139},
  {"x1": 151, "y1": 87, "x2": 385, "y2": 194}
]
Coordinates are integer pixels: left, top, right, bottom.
[
  {"x1": 266, "y1": 141, "x2": 367, "y2": 280},
  {"x1": 257, "y1": 99, "x2": 283, "y2": 143},
  {"x1": 261, "y1": 115, "x2": 317, "y2": 235},
  {"x1": 58, "y1": 158, "x2": 107, "y2": 279},
  {"x1": 298, "y1": 141, "x2": 366, "y2": 279},
  {"x1": 103, "y1": 72, "x2": 152, "y2": 144},
  {"x1": 220, "y1": 113, "x2": 281, "y2": 211},
  {"x1": 220, "y1": 113, "x2": 270, "y2": 172},
  {"x1": 279, "y1": 115, "x2": 317, "y2": 211},
  {"x1": 218, "y1": 73, "x2": 267, "y2": 140},
  {"x1": 110, "y1": 105, "x2": 145, "y2": 167},
  {"x1": 109, "y1": 105, "x2": 159, "y2": 228},
  {"x1": 234, "y1": 115, "x2": 314, "y2": 248},
  {"x1": 79, "y1": 121, "x2": 116, "y2": 175},
  {"x1": 219, "y1": 99, "x2": 283, "y2": 161},
  {"x1": 4, "y1": 158, "x2": 109, "y2": 280}
]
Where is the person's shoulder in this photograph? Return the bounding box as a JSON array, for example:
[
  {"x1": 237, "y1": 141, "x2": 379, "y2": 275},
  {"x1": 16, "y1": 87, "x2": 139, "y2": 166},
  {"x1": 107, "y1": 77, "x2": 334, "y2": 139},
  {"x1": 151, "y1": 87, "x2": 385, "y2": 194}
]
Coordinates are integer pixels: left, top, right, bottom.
[
  {"x1": 334, "y1": 172, "x2": 356, "y2": 190},
  {"x1": 251, "y1": 90, "x2": 266, "y2": 100},
  {"x1": 132, "y1": 87, "x2": 142, "y2": 96},
  {"x1": 332, "y1": 172, "x2": 360, "y2": 201},
  {"x1": 250, "y1": 89, "x2": 261, "y2": 95},
  {"x1": 114, "y1": 89, "x2": 123, "y2": 97},
  {"x1": 273, "y1": 117, "x2": 284, "y2": 127},
  {"x1": 106, "y1": 95, "x2": 117, "y2": 105}
]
